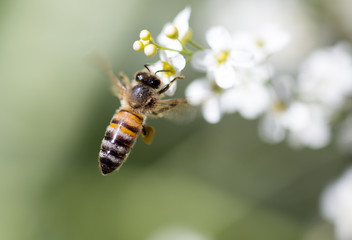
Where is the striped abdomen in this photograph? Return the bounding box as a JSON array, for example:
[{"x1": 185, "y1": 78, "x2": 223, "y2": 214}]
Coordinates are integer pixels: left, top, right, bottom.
[{"x1": 99, "y1": 108, "x2": 144, "y2": 175}]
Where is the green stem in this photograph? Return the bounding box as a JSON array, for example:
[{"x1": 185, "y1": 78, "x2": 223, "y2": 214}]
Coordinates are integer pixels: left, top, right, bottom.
[
  {"x1": 154, "y1": 43, "x2": 193, "y2": 56},
  {"x1": 188, "y1": 40, "x2": 204, "y2": 50},
  {"x1": 151, "y1": 37, "x2": 193, "y2": 56},
  {"x1": 185, "y1": 56, "x2": 193, "y2": 63}
]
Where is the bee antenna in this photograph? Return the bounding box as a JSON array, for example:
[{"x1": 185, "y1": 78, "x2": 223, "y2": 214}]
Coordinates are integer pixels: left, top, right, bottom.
[
  {"x1": 144, "y1": 64, "x2": 151, "y2": 72},
  {"x1": 155, "y1": 69, "x2": 172, "y2": 75}
]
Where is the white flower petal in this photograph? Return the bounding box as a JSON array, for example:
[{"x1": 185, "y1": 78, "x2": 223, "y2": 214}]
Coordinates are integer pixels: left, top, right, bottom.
[
  {"x1": 219, "y1": 88, "x2": 238, "y2": 114},
  {"x1": 149, "y1": 61, "x2": 163, "y2": 73},
  {"x1": 320, "y1": 167, "x2": 352, "y2": 240},
  {"x1": 259, "y1": 114, "x2": 286, "y2": 143},
  {"x1": 206, "y1": 26, "x2": 233, "y2": 51},
  {"x1": 281, "y1": 102, "x2": 310, "y2": 131},
  {"x1": 230, "y1": 49, "x2": 254, "y2": 68},
  {"x1": 235, "y1": 83, "x2": 270, "y2": 119},
  {"x1": 168, "y1": 53, "x2": 186, "y2": 73},
  {"x1": 259, "y1": 25, "x2": 291, "y2": 54},
  {"x1": 288, "y1": 119, "x2": 330, "y2": 149},
  {"x1": 191, "y1": 50, "x2": 215, "y2": 72},
  {"x1": 185, "y1": 78, "x2": 212, "y2": 105},
  {"x1": 173, "y1": 7, "x2": 191, "y2": 38},
  {"x1": 202, "y1": 98, "x2": 222, "y2": 124},
  {"x1": 165, "y1": 82, "x2": 177, "y2": 96},
  {"x1": 213, "y1": 65, "x2": 238, "y2": 89}
]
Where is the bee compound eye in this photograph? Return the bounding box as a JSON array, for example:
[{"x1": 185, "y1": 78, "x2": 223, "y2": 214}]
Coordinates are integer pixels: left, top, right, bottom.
[
  {"x1": 147, "y1": 76, "x2": 161, "y2": 88},
  {"x1": 136, "y1": 72, "x2": 148, "y2": 81}
]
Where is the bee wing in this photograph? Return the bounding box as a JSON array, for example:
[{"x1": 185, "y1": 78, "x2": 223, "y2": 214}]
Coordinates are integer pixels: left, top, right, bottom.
[
  {"x1": 86, "y1": 52, "x2": 126, "y2": 99},
  {"x1": 151, "y1": 99, "x2": 197, "y2": 124}
]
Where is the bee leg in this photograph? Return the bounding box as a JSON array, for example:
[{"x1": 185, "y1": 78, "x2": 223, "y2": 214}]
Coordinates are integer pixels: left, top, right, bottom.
[
  {"x1": 158, "y1": 76, "x2": 184, "y2": 94},
  {"x1": 118, "y1": 72, "x2": 130, "y2": 86},
  {"x1": 151, "y1": 99, "x2": 187, "y2": 116},
  {"x1": 141, "y1": 125, "x2": 155, "y2": 145}
]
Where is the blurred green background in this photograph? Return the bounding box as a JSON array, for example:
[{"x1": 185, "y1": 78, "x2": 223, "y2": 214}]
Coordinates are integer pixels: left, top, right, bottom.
[{"x1": 1, "y1": 0, "x2": 351, "y2": 239}]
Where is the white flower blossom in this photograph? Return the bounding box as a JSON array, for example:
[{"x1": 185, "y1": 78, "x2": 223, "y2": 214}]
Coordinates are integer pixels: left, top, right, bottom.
[
  {"x1": 157, "y1": 7, "x2": 191, "y2": 54},
  {"x1": 259, "y1": 74, "x2": 331, "y2": 148},
  {"x1": 150, "y1": 51, "x2": 186, "y2": 96},
  {"x1": 228, "y1": 65, "x2": 272, "y2": 119},
  {"x1": 287, "y1": 104, "x2": 331, "y2": 149},
  {"x1": 206, "y1": 0, "x2": 321, "y2": 72},
  {"x1": 192, "y1": 26, "x2": 254, "y2": 89},
  {"x1": 297, "y1": 43, "x2": 352, "y2": 110},
  {"x1": 321, "y1": 166, "x2": 352, "y2": 240},
  {"x1": 185, "y1": 77, "x2": 237, "y2": 124},
  {"x1": 232, "y1": 24, "x2": 290, "y2": 63}
]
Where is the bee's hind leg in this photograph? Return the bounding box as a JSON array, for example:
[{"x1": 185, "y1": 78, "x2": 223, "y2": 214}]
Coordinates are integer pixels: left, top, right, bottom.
[
  {"x1": 141, "y1": 125, "x2": 155, "y2": 145},
  {"x1": 152, "y1": 99, "x2": 187, "y2": 115}
]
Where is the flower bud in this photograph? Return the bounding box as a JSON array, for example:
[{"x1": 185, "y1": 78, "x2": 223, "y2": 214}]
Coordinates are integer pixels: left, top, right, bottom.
[
  {"x1": 139, "y1": 29, "x2": 151, "y2": 41},
  {"x1": 164, "y1": 24, "x2": 179, "y2": 39},
  {"x1": 133, "y1": 40, "x2": 144, "y2": 51},
  {"x1": 144, "y1": 44, "x2": 157, "y2": 57}
]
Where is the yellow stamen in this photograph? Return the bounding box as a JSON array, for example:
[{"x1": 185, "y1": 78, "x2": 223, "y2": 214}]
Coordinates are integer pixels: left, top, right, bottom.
[
  {"x1": 161, "y1": 62, "x2": 176, "y2": 77},
  {"x1": 272, "y1": 101, "x2": 286, "y2": 113},
  {"x1": 216, "y1": 50, "x2": 230, "y2": 65},
  {"x1": 180, "y1": 29, "x2": 192, "y2": 45},
  {"x1": 256, "y1": 39, "x2": 265, "y2": 48}
]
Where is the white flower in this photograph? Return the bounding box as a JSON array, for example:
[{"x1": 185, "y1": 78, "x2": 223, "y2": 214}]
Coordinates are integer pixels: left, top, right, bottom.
[
  {"x1": 259, "y1": 75, "x2": 331, "y2": 148},
  {"x1": 192, "y1": 26, "x2": 254, "y2": 89},
  {"x1": 232, "y1": 24, "x2": 290, "y2": 63},
  {"x1": 287, "y1": 103, "x2": 331, "y2": 149},
  {"x1": 297, "y1": 43, "x2": 352, "y2": 110},
  {"x1": 206, "y1": 0, "x2": 320, "y2": 71},
  {"x1": 157, "y1": 7, "x2": 191, "y2": 53},
  {"x1": 259, "y1": 75, "x2": 295, "y2": 143},
  {"x1": 227, "y1": 65, "x2": 272, "y2": 119},
  {"x1": 149, "y1": 51, "x2": 186, "y2": 96},
  {"x1": 185, "y1": 78, "x2": 237, "y2": 124},
  {"x1": 321, "y1": 166, "x2": 352, "y2": 240}
]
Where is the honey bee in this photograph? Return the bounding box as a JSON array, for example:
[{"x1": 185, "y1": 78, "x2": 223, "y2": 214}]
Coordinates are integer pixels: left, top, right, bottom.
[{"x1": 96, "y1": 58, "x2": 187, "y2": 175}]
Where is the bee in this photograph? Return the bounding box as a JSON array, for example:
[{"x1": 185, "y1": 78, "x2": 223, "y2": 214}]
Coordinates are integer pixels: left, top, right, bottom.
[{"x1": 96, "y1": 58, "x2": 187, "y2": 175}]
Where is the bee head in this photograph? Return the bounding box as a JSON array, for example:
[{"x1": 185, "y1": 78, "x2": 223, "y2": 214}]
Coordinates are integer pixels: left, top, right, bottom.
[{"x1": 135, "y1": 72, "x2": 161, "y2": 89}]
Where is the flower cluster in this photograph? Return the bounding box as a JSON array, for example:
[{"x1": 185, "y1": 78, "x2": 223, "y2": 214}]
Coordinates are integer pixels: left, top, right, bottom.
[
  {"x1": 133, "y1": 7, "x2": 352, "y2": 150},
  {"x1": 321, "y1": 166, "x2": 352, "y2": 240}
]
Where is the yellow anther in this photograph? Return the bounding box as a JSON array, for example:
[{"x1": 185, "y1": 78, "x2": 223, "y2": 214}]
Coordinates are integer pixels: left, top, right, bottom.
[
  {"x1": 216, "y1": 50, "x2": 230, "y2": 65},
  {"x1": 180, "y1": 29, "x2": 192, "y2": 44},
  {"x1": 161, "y1": 61, "x2": 176, "y2": 77},
  {"x1": 272, "y1": 101, "x2": 286, "y2": 112},
  {"x1": 256, "y1": 39, "x2": 265, "y2": 48}
]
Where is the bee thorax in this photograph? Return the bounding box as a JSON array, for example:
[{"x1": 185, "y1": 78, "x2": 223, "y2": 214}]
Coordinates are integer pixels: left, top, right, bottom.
[{"x1": 128, "y1": 85, "x2": 153, "y2": 108}]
